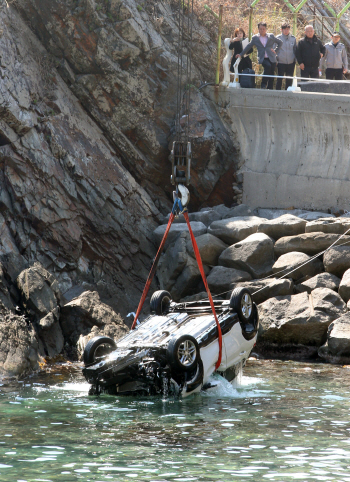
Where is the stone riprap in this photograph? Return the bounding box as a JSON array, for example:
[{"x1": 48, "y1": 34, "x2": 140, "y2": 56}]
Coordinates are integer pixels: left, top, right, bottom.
[{"x1": 154, "y1": 210, "x2": 350, "y2": 363}]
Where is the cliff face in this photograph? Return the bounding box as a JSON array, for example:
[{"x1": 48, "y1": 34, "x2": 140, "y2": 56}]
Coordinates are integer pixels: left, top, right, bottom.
[
  {"x1": 15, "y1": 0, "x2": 238, "y2": 208},
  {"x1": 0, "y1": 0, "x2": 238, "y2": 316},
  {"x1": 0, "y1": 3, "x2": 161, "y2": 316}
]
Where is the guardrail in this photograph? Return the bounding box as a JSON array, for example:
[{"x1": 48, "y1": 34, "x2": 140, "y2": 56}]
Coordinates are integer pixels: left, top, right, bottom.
[{"x1": 221, "y1": 42, "x2": 348, "y2": 92}]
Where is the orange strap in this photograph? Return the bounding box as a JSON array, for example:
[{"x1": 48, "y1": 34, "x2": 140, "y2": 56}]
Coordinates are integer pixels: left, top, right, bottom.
[
  {"x1": 183, "y1": 211, "x2": 223, "y2": 370},
  {"x1": 131, "y1": 213, "x2": 175, "y2": 330}
]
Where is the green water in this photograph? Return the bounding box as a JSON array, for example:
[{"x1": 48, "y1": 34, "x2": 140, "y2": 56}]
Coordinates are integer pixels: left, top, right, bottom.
[{"x1": 1, "y1": 359, "x2": 350, "y2": 482}]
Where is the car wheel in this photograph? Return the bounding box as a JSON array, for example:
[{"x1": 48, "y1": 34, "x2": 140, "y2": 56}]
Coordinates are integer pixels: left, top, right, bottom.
[
  {"x1": 167, "y1": 335, "x2": 199, "y2": 372},
  {"x1": 230, "y1": 287, "x2": 254, "y2": 324},
  {"x1": 83, "y1": 336, "x2": 116, "y2": 366},
  {"x1": 150, "y1": 290, "x2": 172, "y2": 315}
]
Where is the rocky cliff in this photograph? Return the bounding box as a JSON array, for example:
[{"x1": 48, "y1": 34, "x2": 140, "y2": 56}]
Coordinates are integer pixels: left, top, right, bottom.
[{"x1": 0, "y1": 0, "x2": 238, "y2": 317}]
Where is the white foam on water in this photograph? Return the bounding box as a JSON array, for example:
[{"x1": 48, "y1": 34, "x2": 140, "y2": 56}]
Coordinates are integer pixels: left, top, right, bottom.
[
  {"x1": 51, "y1": 382, "x2": 90, "y2": 392},
  {"x1": 202, "y1": 373, "x2": 270, "y2": 399}
]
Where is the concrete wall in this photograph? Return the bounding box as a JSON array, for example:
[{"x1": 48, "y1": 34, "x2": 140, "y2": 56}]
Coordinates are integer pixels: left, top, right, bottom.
[{"x1": 206, "y1": 87, "x2": 350, "y2": 211}]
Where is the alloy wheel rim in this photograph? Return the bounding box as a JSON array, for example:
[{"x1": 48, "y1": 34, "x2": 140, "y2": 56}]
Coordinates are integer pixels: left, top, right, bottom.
[
  {"x1": 241, "y1": 293, "x2": 252, "y2": 319},
  {"x1": 177, "y1": 340, "x2": 197, "y2": 366}
]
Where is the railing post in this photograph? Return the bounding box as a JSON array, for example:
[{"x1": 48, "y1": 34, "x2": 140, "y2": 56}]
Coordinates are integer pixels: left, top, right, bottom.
[
  {"x1": 215, "y1": 4, "x2": 223, "y2": 85},
  {"x1": 249, "y1": 7, "x2": 253, "y2": 40},
  {"x1": 249, "y1": 0, "x2": 261, "y2": 40},
  {"x1": 324, "y1": 1, "x2": 350, "y2": 31}
]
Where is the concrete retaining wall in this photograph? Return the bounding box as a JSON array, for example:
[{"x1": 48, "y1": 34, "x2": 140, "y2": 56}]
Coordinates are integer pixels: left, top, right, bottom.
[{"x1": 206, "y1": 87, "x2": 350, "y2": 211}]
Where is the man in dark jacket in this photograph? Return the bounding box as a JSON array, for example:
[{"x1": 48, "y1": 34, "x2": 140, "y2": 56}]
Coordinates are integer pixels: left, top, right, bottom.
[{"x1": 296, "y1": 25, "x2": 325, "y2": 79}]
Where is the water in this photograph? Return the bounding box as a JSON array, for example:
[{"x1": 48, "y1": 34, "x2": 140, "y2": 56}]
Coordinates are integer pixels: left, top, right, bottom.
[{"x1": 1, "y1": 359, "x2": 350, "y2": 481}]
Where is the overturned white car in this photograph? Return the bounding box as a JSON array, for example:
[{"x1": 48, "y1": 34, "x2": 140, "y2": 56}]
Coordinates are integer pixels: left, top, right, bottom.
[{"x1": 82, "y1": 287, "x2": 259, "y2": 397}]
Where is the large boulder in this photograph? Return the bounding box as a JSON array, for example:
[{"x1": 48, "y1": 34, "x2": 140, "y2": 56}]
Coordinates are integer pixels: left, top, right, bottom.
[
  {"x1": 157, "y1": 233, "x2": 189, "y2": 292},
  {"x1": 186, "y1": 233, "x2": 228, "y2": 266},
  {"x1": 274, "y1": 232, "x2": 347, "y2": 257},
  {"x1": 318, "y1": 313, "x2": 350, "y2": 361},
  {"x1": 272, "y1": 251, "x2": 323, "y2": 282},
  {"x1": 207, "y1": 266, "x2": 252, "y2": 294},
  {"x1": 306, "y1": 217, "x2": 350, "y2": 235},
  {"x1": 16, "y1": 264, "x2": 65, "y2": 358},
  {"x1": 223, "y1": 204, "x2": 255, "y2": 218},
  {"x1": 339, "y1": 269, "x2": 350, "y2": 303},
  {"x1": 157, "y1": 233, "x2": 210, "y2": 300},
  {"x1": 153, "y1": 221, "x2": 207, "y2": 249},
  {"x1": 218, "y1": 233, "x2": 275, "y2": 279},
  {"x1": 37, "y1": 308, "x2": 64, "y2": 358},
  {"x1": 257, "y1": 214, "x2": 306, "y2": 240},
  {"x1": 323, "y1": 246, "x2": 350, "y2": 278},
  {"x1": 188, "y1": 210, "x2": 222, "y2": 227},
  {"x1": 170, "y1": 257, "x2": 210, "y2": 301},
  {"x1": 0, "y1": 308, "x2": 39, "y2": 376},
  {"x1": 16, "y1": 264, "x2": 62, "y2": 320},
  {"x1": 208, "y1": 216, "x2": 267, "y2": 245},
  {"x1": 258, "y1": 288, "x2": 346, "y2": 346},
  {"x1": 60, "y1": 291, "x2": 128, "y2": 358},
  {"x1": 296, "y1": 272, "x2": 340, "y2": 294},
  {"x1": 236, "y1": 278, "x2": 294, "y2": 305}
]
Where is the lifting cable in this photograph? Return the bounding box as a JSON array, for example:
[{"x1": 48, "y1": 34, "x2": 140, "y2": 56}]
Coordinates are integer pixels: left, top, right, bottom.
[{"x1": 131, "y1": 0, "x2": 223, "y2": 371}]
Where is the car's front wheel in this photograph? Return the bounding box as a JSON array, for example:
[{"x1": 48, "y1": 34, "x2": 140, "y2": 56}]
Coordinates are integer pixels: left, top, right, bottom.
[
  {"x1": 83, "y1": 336, "x2": 116, "y2": 366},
  {"x1": 229, "y1": 287, "x2": 254, "y2": 324},
  {"x1": 167, "y1": 335, "x2": 199, "y2": 372}
]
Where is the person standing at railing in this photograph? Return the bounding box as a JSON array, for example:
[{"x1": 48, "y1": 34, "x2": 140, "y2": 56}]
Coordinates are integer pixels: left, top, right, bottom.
[
  {"x1": 296, "y1": 25, "x2": 325, "y2": 80},
  {"x1": 229, "y1": 28, "x2": 253, "y2": 75},
  {"x1": 275, "y1": 23, "x2": 297, "y2": 90},
  {"x1": 237, "y1": 22, "x2": 283, "y2": 89},
  {"x1": 319, "y1": 32, "x2": 348, "y2": 81}
]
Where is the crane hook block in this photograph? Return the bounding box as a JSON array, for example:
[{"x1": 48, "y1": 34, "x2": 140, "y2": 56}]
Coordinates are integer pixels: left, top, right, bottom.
[{"x1": 170, "y1": 141, "x2": 191, "y2": 186}]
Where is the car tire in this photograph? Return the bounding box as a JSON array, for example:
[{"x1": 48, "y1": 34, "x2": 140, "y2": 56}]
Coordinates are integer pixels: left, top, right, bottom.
[
  {"x1": 167, "y1": 335, "x2": 199, "y2": 372},
  {"x1": 150, "y1": 290, "x2": 172, "y2": 315},
  {"x1": 83, "y1": 336, "x2": 116, "y2": 366},
  {"x1": 229, "y1": 287, "x2": 254, "y2": 324}
]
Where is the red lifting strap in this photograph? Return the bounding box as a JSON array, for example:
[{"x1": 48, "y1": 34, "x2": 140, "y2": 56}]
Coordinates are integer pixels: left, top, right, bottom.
[
  {"x1": 131, "y1": 210, "x2": 223, "y2": 371},
  {"x1": 183, "y1": 212, "x2": 223, "y2": 370},
  {"x1": 131, "y1": 213, "x2": 175, "y2": 330}
]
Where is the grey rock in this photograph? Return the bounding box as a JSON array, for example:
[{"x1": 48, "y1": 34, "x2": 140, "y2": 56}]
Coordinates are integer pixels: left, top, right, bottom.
[
  {"x1": 210, "y1": 205, "x2": 231, "y2": 217},
  {"x1": 236, "y1": 278, "x2": 294, "y2": 305},
  {"x1": 257, "y1": 209, "x2": 334, "y2": 221},
  {"x1": 258, "y1": 288, "x2": 346, "y2": 345},
  {"x1": 296, "y1": 272, "x2": 341, "y2": 294},
  {"x1": 257, "y1": 214, "x2": 306, "y2": 240},
  {"x1": 324, "y1": 246, "x2": 350, "y2": 278},
  {"x1": 272, "y1": 252, "x2": 323, "y2": 282},
  {"x1": 223, "y1": 204, "x2": 255, "y2": 218},
  {"x1": 153, "y1": 221, "x2": 207, "y2": 249},
  {"x1": 306, "y1": 217, "x2": 350, "y2": 235},
  {"x1": 0, "y1": 308, "x2": 39, "y2": 377},
  {"x1": 207, "y1": 266, "x2": 252, "y2": 294},
  {"x1": 170, "y1": 257, "x2": 210, "y2": 301},
  {"x1": 180, "y1": 292, "x2": 208, "y2": 302},
  {"x1": 339, "y1": 269, "x2": 350, "y2": 303},
  {"x1": 60, "y1": 291, "x2": 128, "y2": 359},
  {"x1": 318, "y1": 313, "x2": 350, "y2": 360},
  {"x1": 38, "y1": 308, "x2": 64, "y2": 358},
  {"x1": 157, "y1": 233, "x2": 189, "y2": 292},
  {"x1": 295, "y1": 211, "x2": 335, "y2": 221},
  {"x1": 274, "y1": 232, "x2": 347, "y2": 257},
  {"x1": 186, "y1": 233, "x2": 228, "y2": 266},
  {"x1": 16, "y1": 264, "x2": 62, "y2": 320},
  {"x1": 188, "y1": 211, "x2": 222, "y2": 227},
  {"x1": 218, "y1": 233, "x2": 275, "y2": 279},
  {"x1": 208, "y1": 216, "x2": 267, "y2": 245}
]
